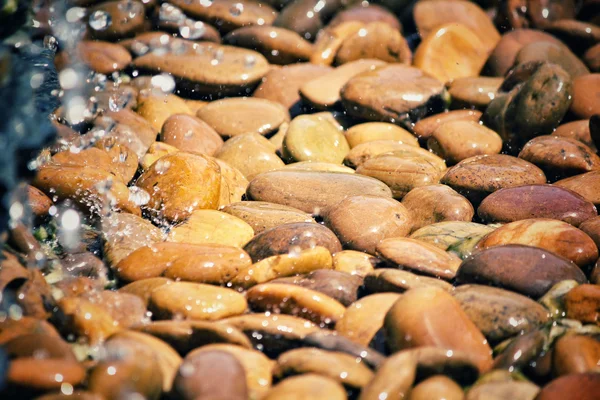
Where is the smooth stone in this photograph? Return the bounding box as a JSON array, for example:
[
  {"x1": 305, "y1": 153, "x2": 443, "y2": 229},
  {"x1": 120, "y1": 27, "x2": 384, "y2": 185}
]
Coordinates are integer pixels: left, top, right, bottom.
[
  {"x1": 139, "y1": 142, "x2": 179, "y2": 170},
  {"x1": 584, "y1": 43, "x2": 600, "y2": 72},
  {"x1": 344, "y1": 140, "x2": 438, "y2": 168},
  {"x1": 410, "y1": 375, "x2": 465, "y2": 400},
  {"x1": 246, "y1": 170, "x2": 392, "y2": 215},
  {"x1": 272, "y1": 0, "x2": 336, "y2": 40},
  {"x1": 98, "y1": 108, "x2": 157, "y2": 159},
  {"x1": 282, "y1": 113, "x2": 350, "y2": 164},
  {"x1": 356, "y1": 151, "x2": 445, "y2": 199},
  {"x1": 553, "y1": 334, "x2": 600, "y2": 376},
  {"x1": 553, "y1": 120, "x2": 595, "y2": 150},
  {"x1": 87, "y1": 337, "x2": 163, "y2": 400},
  {"x1": 364, "y1": 269, "x2": 453, "y2": 294},
  {"x1": 219, "y1": 313, "x2": 320, "y2": 357},
  {"x1": 478, "y1": 185, "x2": 597, "y2": 226},
  {"x1": 76, "y1": 40, "x2": 132, "y2": 74},
  {"x1": 466, "y1": 381, "x2": 540, "y2": 400},
  {"x1": 57, "y1": 296, "x2": 120, "y2": 344},
  {"x1": 132, "y1": 42, "x2": 270, "y2": 96},
  {"x1": 231, "y1": 246, "x2": 333, "y2": 289},
  {"x1": 335, "y1": 22, "x2": 411, "y2": 65},
  {"x1": 52, "y1": 145, "x2": 137, "y2": 184},
  {"x1": 447, "y1": 76, "x2": 503, "y2": 110},
  {"x1": 300, "y1": 59, "x2": 386, "y2": 109},
  {"x1": 221, "y1": 201, "x2": 314, "y2": 234},
  {"x1": 171, "y1": 0, "x2": 277, "y2": 33},
  {"x1": 102, "y1": 212, "x2": 164, "y2": 267},
  {"x1": 545, "y1": 19, "x2": 600, "y2": 55},
  {"x1": 134, "y1": 320, "x2": 252, "y2": 354},
  {"x1": 172, "y1": 350, "x2": 248, "y2": 400},
  {"x1": 135, "y1": 91, "x2": 194, "y2": 133},
  {"x1": 376, "y1": 237, "x2": 462, "y2": 280},
  {"x1": 514, "y1": 41, "x2": 589, "y2": 79},
  {"x1": 310, "y1": 21, "x2": 365, "y2": 66},
  {"x1": 87, "y1": 0, "x2": 145, "y2": 40},
  {"x1": 564, "y1": 284, "x2": 600, "y2": 324},
  {"x1": 456, "y1": 244, "x2": 587, "y2": 298},
  {"x1": 274, "y1": 348, "x2": 374, "y2": 389},
  {"x1": 246, "y1": 283, "x2": 346, "y2": 327},
  {"x1": 571, "y1": 74, "x2": 600, "y2": 119},
  {"x1": 160, "y1": 114, "x2": 223, "y2": 156},
  {"x1": 535, "y1": 373, "x2": 600, "y2": 400},
  {"x1": 441, "y1": 154, "x2": 547, "y2": 204},
  {"x1": 329, "y1": 4, "x2": 400, "y2": 30},
  {"x1": 414, "y1": 110, "x2": 482, "y2": 140},
  {"x1": 7, "y1": 358, "x2": 86, "y2": 392},
  {"x1": 109, "y1": 330, "x2": 182, "y2": 392},
  {"x1": 3, "y1": 333, "x2": 75, "y2": 361},
  {"x1": 167, "y1": 209, "x2": 254, "y2": 248},
  {"x1": 243, "y1": 221, "x2": 341, "y2": 262},
  {"x1": 136, "y1": 152, "x2": 221, "y2": 221},
  {"x1": 345, "y1": 122, "x2": 418, "y2": 149},
  {"x1": 186, "y1": 344, "x2": 273, "y2": 399},
  {"x1": 340, "y1": 64, "x2": 445, "y2": 126},
  {"x1": 270, "y1": 269, "x2": 361, "y2": 306},
  {"x1": 32, "y1": 164, "x2": 140, "y2": 216},
  {"x1": 385, "y1": 287, "x2": 493, "y2": 373},
  {"x1": 485, "y1": 63, "x2": 573, "y2": 150},
  {"x1": 216, "y1": 133, "x2": 285, "y2": 181},
  {"x1": 197, "y1": 97, "x2": 290, "y2": 137},
  {"x1": 28, "y1": 185, "x2": 52, "y2": 217},
  {"x1": 413, "y1": 0, "x2": 500, "y2": 52},
  {"x1": 214, "y1": 158, "x2": 249, "y2": 207},
  {"x1": 335, "y1": 293, "x2": 401, "y2": 346},
  {"x1": 409, "y1": 221, "x2": 495, "y2": 251},
  {"x1": 453, "y1": 285, "x2": 549, "y2": 344},
  {"x1": 491, "y1": 329, "x2": 546, "y2": 371},
  {"x1": 81, "y1": 290, "x2": 147, "y2": 329},
  {"x1": 519, "y1": 136, "x2": 600, "y2": 179},
  {"x1": 402, "y1": 185, "x2": 474, "y2": 231},
  {"x1": 280, "y1": 161, "x2": 356, "y2": 174},
  {"x1": 253, "y1": 63, "x2": 333, "y2": 112},
  {"x1": 263, "y1": 374, "x2": 347, "y2": 400},
  {"x1": 116, "y1": 242, "x2": 251, "y2": 284},
  {"x1": 428, "y1": 120, "x2": 503, "y2": 165},
  {"x1": 485, "y1": 29, "x2": 563, "y2": 77},
  {"x1": 301, "y1": 331, "x2": 385, "y2": 370},
  {"x1": 555, "y1": 170, "x2": 600, "y2": 205},
  {"x1": 323, "y1": 195, "x2": 413, "y2": 255},
  {"x1": 475, "y1": 218, "x2": 599, "y2": 267},
  {"x1": 414, "y1": 23, "x2": 488, "y2": 83},
  {"x1": 580, "y1": 216, "x2": 600, "y2": 248},
  {"x1": 148, "y1": 281, "x2": 247, "y2": 320},
  {"x1": 332, "y1": 250, "x2": 378, "y2": 277},
  {"x1": 223, "y1": 26, "x2": 313, "y2": 65}
]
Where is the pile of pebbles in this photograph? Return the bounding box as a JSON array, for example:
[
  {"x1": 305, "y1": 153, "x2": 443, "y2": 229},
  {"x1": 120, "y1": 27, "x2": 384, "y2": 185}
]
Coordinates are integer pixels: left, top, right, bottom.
[{"x1": 1, "y1": 0, "x2": 600, "y2": 399}]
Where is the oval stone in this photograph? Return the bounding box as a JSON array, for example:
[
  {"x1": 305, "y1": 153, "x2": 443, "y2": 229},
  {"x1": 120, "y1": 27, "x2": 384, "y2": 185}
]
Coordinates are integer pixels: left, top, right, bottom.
[
  {"x1": 323, "y1": 195, "x2": 413, "y2": 255},
  {"x1": 456, "y1": 244, "x2": 587, "y2": 298},
  {"x1": 441, "y1": 154, "x2": 547, "y2": 204},
  {"x1": 384, "y1": 287, "x2": 493, "y2": 373},
  {"x1": 555, "y1": 170, "x2": 600, "y2": 205},
  {"x1": 246, "y1": 170, "x2": 392, "y2": 215},
  {"x1": 221, "y1": 201, "x2": 315, "y2": 234},
  {"x1": 478, "y1": 185, "x2": 597, "y2": 227},
  {"x1": 475, "y1": 218, "x2": 599, "y2": 267},
  {"x1": 216, "y1": 133, "x2": 285, "y2": 181},
  {"x1": 160, "y1": 114, "x2": 223, "y2": 156}
]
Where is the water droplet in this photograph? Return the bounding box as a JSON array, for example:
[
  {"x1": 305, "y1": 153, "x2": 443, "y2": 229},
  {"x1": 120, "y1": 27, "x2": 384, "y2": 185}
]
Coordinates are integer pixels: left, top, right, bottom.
[
  {"x1": 131, "y1": 40, "x2": 149, "y2": 56},
  {"x1": 200, "y1": 0, "x2": 213, "y2": 7},
  {"x1": 244, "y1": 54, "x2": 256, "y2": 69},
  {"x1": 108, "y1": 93, "x2": 126, "y2": 112},
  {"x1": 180, "y1": 19, "x2": 206, "y2": 39},
  {"x1": 211, "y1": 49, "x2": 224, "y2": 66},
  {"x1": 66, "y1": 7, "x2": 86, "y2": 23},
  {"x1": 128, "y1": 186, "x2": 150, "y2": 206},
  {"x1": 154, "y1": 159, "x2": 172, "y2": 174},
  {"x1": 59, "y1": 68, "x2": 79, "y2": 90},
  {"x1": 150, "y1": 73, "x2": 176, "y2": 93},
  {"x1": 89, "y1": 10, "x2": 112, "y2": 31},
  {"x1": 229, "y1": 2, "x2": 243, "y2": 16},
  {"x1": 43, "y1": 35, "x2": 58, "y2": 52},
  {"x1": 159, "y1": 3, "x2": 186, "y2": 24}
]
